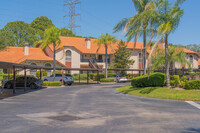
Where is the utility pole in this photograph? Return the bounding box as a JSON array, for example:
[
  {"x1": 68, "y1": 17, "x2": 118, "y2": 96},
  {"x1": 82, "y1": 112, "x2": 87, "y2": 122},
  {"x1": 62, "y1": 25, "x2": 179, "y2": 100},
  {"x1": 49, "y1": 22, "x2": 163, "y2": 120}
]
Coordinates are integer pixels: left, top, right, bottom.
[{"x1": 64, "y1": 0, "x2": 80, "y2": 34}]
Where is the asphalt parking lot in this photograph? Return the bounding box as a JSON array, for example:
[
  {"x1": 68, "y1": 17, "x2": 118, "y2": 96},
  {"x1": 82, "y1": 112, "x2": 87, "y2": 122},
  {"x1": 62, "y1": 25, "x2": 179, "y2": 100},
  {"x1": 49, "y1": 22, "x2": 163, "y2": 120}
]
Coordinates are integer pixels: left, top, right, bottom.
[{"x1": 0, "y1": 83, "x2": 200, "y2": 133}]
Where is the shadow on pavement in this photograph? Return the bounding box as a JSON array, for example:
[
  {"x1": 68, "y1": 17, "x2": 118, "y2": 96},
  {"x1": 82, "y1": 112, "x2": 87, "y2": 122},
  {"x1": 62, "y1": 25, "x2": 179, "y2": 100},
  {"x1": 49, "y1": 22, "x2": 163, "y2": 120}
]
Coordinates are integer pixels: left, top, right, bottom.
[
  {"x1": 0, "y1": 87, "x2": 47, "y2": 100},
  {"x1": 182, "y1": 128, "x2": 200, "y2": 133}
]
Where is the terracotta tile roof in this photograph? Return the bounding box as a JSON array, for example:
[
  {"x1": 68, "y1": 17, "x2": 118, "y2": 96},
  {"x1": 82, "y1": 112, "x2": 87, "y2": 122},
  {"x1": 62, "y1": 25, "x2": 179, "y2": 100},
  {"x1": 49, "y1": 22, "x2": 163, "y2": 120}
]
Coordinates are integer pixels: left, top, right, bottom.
[
  {"x1": 0, "y1": 47, "x2": 54, "y2": 63},
  {"x1": 48, "y1": 36, "x2": 144, "y2": 54},
  {"x1": 146, "y1": 44, "x2": 199, "y2": 57}
]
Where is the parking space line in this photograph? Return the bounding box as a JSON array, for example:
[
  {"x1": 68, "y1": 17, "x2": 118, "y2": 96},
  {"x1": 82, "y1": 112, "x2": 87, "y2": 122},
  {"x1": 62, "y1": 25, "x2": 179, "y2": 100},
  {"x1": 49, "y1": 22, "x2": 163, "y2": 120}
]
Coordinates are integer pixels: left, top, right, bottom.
[{"x1": 185, "y1": 101, "x2": 200, "y2": 110}]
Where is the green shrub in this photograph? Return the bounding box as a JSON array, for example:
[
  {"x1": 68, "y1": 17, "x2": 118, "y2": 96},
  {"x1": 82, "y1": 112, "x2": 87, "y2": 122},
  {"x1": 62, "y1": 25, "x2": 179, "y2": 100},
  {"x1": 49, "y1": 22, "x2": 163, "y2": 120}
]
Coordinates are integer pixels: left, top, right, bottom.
[
  {"x1": 180, "y1": 81, "x2": 185, "y2": 88},
  {"x1": 72, "y1": 73, "x2": 88, "y2": 80},
  {"x1": 189, "y1": 72, "x2": 200, "y2": 80},
  {"x1": 52, "y1": 70, "x2": 62, "y2": 74},
  {"x1": 185, "y1": 80, "x2": 200, "y2": 90},
  {"x1": 36, "y1": 70, "x2": 47, "y2": 79},
  {"x1": 43, "y1": 81, "x2": 62, "y2": 86},
  {"x1": 100, "y1": 78, "x2": 115, "y2": 82},
  {"x1": 173, "y1": 75, "x2": 181, "y2": 87},
  {"x1": 180, "y1": 76, "x2": 187, "y2": 82},
  {"x1": 0, "y1": 70, "x2": 3, "y2": 80},
  {"x1": 131, "y1": 73, "x2": 166, "y2": 88},
  {"x1": 170, "y1": 80, "x2": 175, "y2": 86}
]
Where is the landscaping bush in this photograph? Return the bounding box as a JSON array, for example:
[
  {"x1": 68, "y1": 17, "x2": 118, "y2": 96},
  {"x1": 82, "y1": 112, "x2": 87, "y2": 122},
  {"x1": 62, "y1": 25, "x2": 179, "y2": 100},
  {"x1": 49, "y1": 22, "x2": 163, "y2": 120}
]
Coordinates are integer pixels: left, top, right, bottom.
[
  {"x1": 180, "y1": 76, "x2": 187, "y2": 82},
  {"x1": 43, "y1": 81, "x2": 62, "y2": 86},
  {"x1": 52, "y1": 70, "x2": 62, "y2": 74},
  {"x1": 170, "y1": 80, "x2": 175, "y2": 86},
  {"x1": 173, "y1": 75, "x2": 181, "y2": 87},
  {"x1": 36, "y1": 70, "x2": 47, "y2": 79},
  {"x1": 72, "y1": 73, "x2": 88, "y2": 80},
  {"x1": 131, "y1": 73, "x2": 166, "y2": 87},
  {"x1": 100, "y1": 78, "x2": 115, "y2": 82},
  {"x1": 189, "y1": 72, "x2": 200, "y2": 80},
  {"x1": 185, "y1": 80, "x2": 200, "y2": 90}
]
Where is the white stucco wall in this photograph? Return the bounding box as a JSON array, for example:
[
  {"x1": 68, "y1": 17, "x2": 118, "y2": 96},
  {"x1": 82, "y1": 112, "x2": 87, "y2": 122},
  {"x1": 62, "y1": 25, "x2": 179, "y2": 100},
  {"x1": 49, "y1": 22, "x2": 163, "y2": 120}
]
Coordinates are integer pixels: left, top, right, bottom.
[
  {"x1": 174, "y1": 54, "x2": 199, "y2": 69},
  {"x1": 56, "y1": 46, "x2": 81, "y2": 69}
]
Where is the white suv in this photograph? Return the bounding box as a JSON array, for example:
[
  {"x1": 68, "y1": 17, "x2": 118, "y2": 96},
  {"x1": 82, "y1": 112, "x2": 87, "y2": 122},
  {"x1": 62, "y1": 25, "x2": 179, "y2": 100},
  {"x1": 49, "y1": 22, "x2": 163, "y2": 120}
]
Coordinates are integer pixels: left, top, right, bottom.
[{"x1": 43, "y1": 74, "x2": 74, "y2": 86}]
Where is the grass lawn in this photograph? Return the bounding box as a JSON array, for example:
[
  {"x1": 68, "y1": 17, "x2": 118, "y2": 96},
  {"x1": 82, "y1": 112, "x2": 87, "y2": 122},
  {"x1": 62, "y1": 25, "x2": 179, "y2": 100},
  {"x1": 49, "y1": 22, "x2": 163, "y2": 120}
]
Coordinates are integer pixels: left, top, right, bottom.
[{"x1": 116, "y1": 86, "x2": 200, "y2": 101}]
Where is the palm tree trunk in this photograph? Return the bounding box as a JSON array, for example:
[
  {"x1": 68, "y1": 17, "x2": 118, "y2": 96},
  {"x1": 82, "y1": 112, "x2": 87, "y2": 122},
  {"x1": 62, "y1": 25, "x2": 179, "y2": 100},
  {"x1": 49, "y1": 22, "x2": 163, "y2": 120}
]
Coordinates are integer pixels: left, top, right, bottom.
[
  {"x1": 105, "y1": 45, "x2": 108, "y2": 78},
  {"x1": 53, "y1": 43, "x2": 56, "y2": 81},
  {"x1": 165, "y1": 34, "x2": 170, "y2": 87},
  {"x1": 143, "y1": 29, "x2": 147, "y2": 75}
]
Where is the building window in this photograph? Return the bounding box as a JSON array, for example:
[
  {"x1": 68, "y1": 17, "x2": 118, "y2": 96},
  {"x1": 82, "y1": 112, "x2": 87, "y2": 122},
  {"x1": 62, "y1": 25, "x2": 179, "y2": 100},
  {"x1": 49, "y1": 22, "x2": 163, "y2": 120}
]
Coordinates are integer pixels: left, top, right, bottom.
[
  {"x1": 66, "y1": 50, "x2": 71, "y2": 62},
  {"x1": 30, "y1": 63, "x2": 37, "y2": 75},
  {"x1": 45, "y1": 63, "x2": 52, "y2": 76},
  {"x1": 189, "y1": 55, "x2": 193, "y2": 64}
]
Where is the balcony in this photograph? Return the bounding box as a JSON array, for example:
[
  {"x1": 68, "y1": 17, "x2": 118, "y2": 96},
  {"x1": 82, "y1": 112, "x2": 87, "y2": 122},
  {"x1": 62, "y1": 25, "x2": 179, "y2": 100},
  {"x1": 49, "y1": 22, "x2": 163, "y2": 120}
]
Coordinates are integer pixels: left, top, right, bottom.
[{"x1": 80, "y1": 59, "x2": 108, "y2": 63}]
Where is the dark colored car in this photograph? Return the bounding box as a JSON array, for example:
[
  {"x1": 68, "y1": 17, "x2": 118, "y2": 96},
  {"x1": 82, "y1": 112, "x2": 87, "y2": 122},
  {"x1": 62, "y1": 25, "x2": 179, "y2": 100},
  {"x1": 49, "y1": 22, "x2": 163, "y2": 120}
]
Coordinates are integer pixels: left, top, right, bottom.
[{"x1": 3, "y1": 76, "x2": 43, "y2": 89}]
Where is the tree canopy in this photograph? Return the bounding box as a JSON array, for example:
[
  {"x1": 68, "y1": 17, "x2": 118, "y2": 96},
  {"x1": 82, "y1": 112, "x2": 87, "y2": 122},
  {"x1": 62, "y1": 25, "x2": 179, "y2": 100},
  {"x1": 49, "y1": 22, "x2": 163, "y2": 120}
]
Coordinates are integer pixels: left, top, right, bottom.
[
  {"x1": 30, "y1": 16, "x2": 54, "y2": 39},
  {"x1": 0, "y1": 21, "x2": 39, "y2": 47},
  {"x1": 60, "y1": 28, "x2": 76, "y2": 37}
]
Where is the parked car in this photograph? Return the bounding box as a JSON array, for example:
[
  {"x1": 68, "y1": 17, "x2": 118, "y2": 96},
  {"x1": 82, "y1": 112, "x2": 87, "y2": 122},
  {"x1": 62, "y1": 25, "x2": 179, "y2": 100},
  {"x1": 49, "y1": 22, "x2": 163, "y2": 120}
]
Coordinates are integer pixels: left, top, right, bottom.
[
  {"x1": 3, "y1": 76, "x2": 43, "y2": 89},
  {"x1": 43, "y1": 74, "x2": 74, "y2": 86},
  {"x1": 109, "y1": 75, "x2": 128, "y2": 83}
]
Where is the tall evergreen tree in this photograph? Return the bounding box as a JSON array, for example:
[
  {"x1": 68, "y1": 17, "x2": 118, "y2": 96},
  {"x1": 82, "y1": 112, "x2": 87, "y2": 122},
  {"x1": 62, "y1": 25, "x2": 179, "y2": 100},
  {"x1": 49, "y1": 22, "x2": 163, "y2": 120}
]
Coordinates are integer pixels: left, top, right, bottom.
[{"x1": 113, "y1": 41, "x2": 135, "y2": 69}]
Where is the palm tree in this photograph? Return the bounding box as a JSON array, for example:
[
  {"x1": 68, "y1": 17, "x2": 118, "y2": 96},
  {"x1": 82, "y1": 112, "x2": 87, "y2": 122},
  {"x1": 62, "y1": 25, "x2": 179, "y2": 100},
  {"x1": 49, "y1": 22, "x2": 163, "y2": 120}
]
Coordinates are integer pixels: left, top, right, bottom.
[
  {"x1": 151, "y1": 46, "x2": 191, "y2": 71},
  {"x1": 39, "y1": 26, "x2": 61, "y2": 80},
  {"x1": 113, "y1": 0, "x2": 157, "y2": 75},
  {"x1": 95, "y1": 33, "x2": 117, "y2": 78},
  {"x1": 156, "y1": 0, "x2": 185, "y2": 87}
]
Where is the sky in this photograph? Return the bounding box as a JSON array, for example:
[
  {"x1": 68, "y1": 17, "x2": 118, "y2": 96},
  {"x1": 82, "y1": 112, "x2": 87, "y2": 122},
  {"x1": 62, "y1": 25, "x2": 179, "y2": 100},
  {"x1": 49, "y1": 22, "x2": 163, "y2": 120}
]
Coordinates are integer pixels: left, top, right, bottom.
[{"x1": 0, "y1": 0, "x2": 200, "y2": 46}]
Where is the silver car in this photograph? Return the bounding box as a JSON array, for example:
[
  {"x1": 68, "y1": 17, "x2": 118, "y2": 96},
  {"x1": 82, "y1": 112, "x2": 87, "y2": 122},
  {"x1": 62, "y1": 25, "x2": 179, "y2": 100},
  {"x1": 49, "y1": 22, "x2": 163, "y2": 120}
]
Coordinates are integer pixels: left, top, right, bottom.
[
  {"x1": 109, "y1": 75, "x2": 128, "y2": 83},
  {"x1": 43, "y1": 74, "x2": 74, "y2": 86}
]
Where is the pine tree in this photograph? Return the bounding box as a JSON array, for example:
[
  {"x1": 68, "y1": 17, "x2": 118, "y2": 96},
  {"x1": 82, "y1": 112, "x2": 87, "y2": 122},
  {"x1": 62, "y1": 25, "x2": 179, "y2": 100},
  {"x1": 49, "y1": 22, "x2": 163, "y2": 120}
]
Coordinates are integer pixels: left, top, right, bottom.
[{"x1": 113, "y1": 41, "x2": 135, "y2": 69}]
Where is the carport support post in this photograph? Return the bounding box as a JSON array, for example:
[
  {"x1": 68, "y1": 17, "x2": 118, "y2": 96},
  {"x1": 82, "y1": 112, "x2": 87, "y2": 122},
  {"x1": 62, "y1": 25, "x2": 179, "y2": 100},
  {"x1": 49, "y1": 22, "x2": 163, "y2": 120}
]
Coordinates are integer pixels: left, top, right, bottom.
[
  {"x1": 97, "y1": 70, "x2": 99, "y2": 84},
  {"x1": 87, "y1": 70, "x2": 89, "y2": 84},
  {"x1": 40, "y1": 68, "x2": 42, "y2": 80},
  {"x1": 62, "y1": 69, "x2": 64, "y2": 86},
  {"x1": 13, "y1": 66, "x2": 16, "y2": 94},
  {"x1": 24, "y1": 68, "x2": 27, "y2": 92},
  {"x1": 79, "y1": 71, "x2": 80, "y2": 84}
]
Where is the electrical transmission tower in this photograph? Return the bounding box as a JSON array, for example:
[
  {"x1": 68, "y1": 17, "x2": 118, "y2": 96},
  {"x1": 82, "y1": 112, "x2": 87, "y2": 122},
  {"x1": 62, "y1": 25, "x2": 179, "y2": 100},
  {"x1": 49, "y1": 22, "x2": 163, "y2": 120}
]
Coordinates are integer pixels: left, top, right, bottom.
[{"x1": 64, "y1": 0, "x2": 80, "y2": 34}]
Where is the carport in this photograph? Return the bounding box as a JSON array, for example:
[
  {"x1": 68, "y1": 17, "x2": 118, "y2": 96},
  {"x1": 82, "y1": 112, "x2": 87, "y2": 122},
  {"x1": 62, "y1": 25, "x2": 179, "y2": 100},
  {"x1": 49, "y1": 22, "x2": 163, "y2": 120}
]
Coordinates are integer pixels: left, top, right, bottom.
[
  {"x1": 0, "y1": 61, "x2": 143, "y2": 96},
  {"x1": 0, "y1": 61, "x2": 102, "y2": 95},
  {"x1": 0, "y1": 61, "x2": 50, "y2": 94}
]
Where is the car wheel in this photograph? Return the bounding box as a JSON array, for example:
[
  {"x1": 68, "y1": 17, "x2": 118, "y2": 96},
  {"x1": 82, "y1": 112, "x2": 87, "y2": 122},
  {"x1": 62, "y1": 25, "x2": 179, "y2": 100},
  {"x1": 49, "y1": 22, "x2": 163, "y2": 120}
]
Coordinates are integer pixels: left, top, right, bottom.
[
  {"x1": 30, "y1": 83, "x2": 37, "y2": 89},
  {"x1": 67, "y1": 83, "x2": 72, "y2": 86},
  {"x1": 5, "y1": 82, "x2": 12, "y2": 89}
]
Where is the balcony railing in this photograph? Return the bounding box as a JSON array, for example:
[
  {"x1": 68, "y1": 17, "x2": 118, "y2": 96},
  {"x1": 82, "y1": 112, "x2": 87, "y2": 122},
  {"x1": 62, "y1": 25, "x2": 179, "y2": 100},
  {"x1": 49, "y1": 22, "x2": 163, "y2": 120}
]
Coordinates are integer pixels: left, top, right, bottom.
[{"x1": 80, "y1": 59, "x2": 109, "y2": 63}]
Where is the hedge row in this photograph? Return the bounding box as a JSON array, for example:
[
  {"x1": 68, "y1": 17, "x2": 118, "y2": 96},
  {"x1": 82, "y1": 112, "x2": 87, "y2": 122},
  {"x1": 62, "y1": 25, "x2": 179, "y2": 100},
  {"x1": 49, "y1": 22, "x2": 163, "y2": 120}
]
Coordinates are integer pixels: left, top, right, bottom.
[
  {"x1": 131, "y1": 73, "x2": 166, "y2": 87},
  {"x1": 43, "y1": 81, "x2": 62, "y2": 86},
  {"x1": 72, "y1": 73, "x2": 116, "y2": 81},
  {"x1": 100, "y1": 78, "x2": 115, "y2": 82},
  {"x1": 185, "y1": 80, "x2": 200, "y2": 90}
]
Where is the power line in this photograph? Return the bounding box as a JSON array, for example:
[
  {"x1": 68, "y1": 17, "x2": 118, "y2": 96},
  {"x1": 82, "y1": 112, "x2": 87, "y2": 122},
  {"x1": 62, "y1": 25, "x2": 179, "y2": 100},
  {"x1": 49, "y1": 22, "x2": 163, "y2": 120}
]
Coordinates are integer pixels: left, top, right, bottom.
[{"x1": 64, "y1": 0, "x2": 81, "y2": 34}]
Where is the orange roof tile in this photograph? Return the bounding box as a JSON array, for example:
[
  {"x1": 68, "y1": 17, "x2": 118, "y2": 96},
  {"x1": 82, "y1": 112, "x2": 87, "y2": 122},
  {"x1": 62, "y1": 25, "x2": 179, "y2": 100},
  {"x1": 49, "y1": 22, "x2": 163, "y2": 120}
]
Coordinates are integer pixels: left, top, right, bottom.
[
  {"x1": 49, "y1": 36, "x2": 144, "y2": 54},
  {"x1": 0, "y1": 47, "x2": 54, "y2": 63}
]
